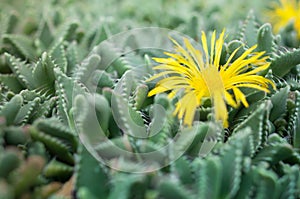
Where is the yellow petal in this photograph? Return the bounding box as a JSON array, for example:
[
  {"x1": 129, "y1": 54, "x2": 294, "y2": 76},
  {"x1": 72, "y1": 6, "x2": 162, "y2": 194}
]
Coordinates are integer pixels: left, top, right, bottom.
[
  {"x1": 184, "y1": 38, "x2": 205, "y2": 71},
  {"x1": 224, "y1": 90, "x2": 238, "y2": 108},
  {"x1": 214, "y1": 29, "x2": 225, "y2": 67},
  {"x1": 183, "y1": 92, "x2": 198, "y2": 126},
  {"x1": 210, "y1": 31, "x2": 216, "y2": 65},
  {"x1": 212, "y1": 91, "x2": 228, "y2": 128},
  {"x1": 201, "y1": 31, "x2": 209, "y2": 63},
  {"x1": 233, "y1": 87, "x2": 249, "y2": 107}
]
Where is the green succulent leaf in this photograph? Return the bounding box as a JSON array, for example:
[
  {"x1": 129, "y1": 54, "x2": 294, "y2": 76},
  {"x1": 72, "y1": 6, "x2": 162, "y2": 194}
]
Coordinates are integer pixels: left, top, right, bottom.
[
  {"x1": 108, "y1": 173, "x2": 147, "y2": 199},
  {"x1": 173, "y1": 157, "x2": 193, "y2": 185},
  {"x1": 57, "y1": 22, "x2": 79, "y2": 42},
  {"x1": 253, "y1": 167, "x2": 279, "y2": 199},
  {"x1": 36, "y1": 19, "x2": 54, "y2": 49},
  {"x1": 277, "y1": 165, "x2": 300, "y2": 199},
  {"x1": 288, "y1": 90, "x2": 300, "y2": 149},
  {"x1": 253, "y1": 134, "x2": 294, "y2": 165},
  {"x1": 233, "y1": 101, "x2": 272, "y2": 153},
  {"x1": 218, "y1": 137, "x2": 243, "y2": 198},
  {"x1": 75, "y1": 146, "x2": 109, "y2": 199},
  {"x1": 92, "y1": 70, "x2": 114, "y2": 89},
  {"x1": 270, "y1": 48, "x2": 300, "y2": 77},
  {"x1": 257, "y1": 23, "x2": 273, "y2": 54},
  {"x1": 3, "y1": 34, "x2": 36, "y2": 60},
  {"x1": 0, "y1": 94, "x2": 23, "y2": 126},
  {"x1": 4, "y1": 126, "x2": 29, "y2": 145},
  {"x1": 65, "y1": 42, "x2": 79, "y2": 76},
  {"x1": 55, "y1": 69, "x2": 85, "y2": 125},
  {"x1": 239, "y1": 10, "x2": 259, "y2": 47},
  {"x1": 0, "y1": 74, "x2": 24, "y2": 93},
  {"x1": 0, "y1": 149, "x2": 20, "y2": 178},
  {"x1": 194, "y1": 157, "x2": 222, "y2": 199},
  {"x1": 14, "y1": 97, "x2": 40, "y2": 124},
  {"x1": 13, "y1": 156, "x2": 45, "y2": 198},
  {"x1": 43, "y1": 159, "x2": 73, "y2": 182},
  {"x1": 48, "y1": 40, "x2": 68, "y2": 74},
  {"x1": 269, "y1": 86, "x2": 290, "y2": 122},
  {"x1": 74, "y1": 53, "x2": 101, "y2": 84},
  {"x1": 133, "y1": 84, "x2": 149, "y2": 110},
  {"x1": 34, "y1": 118, "x2": 77, "y2": 151},
  {"x1": 5, "y1": 53, "x2": 35, "y2": 89},
  {"x1": 158, "y1": 180, "x2": 192, "y2": 199},
  {"x1": 29, "y1": 126, "x2": 74, "y2": 165},
  {"x1": 32, "y1": 52, "x2": 57, "y2": 95},
  {"x1": 111, "y1": 90, "x2": 146, "y2": 138}
]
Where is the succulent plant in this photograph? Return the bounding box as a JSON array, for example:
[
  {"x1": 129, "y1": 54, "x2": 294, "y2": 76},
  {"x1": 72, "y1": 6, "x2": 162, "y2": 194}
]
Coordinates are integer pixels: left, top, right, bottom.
[{"x1": 0, "y1": 0, "x2": 299, "y2": 199}]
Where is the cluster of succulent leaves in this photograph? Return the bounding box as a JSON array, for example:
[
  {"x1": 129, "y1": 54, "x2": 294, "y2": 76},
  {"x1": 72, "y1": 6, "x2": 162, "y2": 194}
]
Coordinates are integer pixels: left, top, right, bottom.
[{"x1": 0, "y1": 0, "x2": 300, "y2": 199}]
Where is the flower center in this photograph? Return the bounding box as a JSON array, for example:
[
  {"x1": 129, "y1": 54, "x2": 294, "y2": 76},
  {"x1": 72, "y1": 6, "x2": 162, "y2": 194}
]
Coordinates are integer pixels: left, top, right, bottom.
[
  {"x1": 202, "y1": 65, "x2": 225, "y2": 96},
  {"x1": 201, "y1": 65, "x2": 228, "y2": 127}
]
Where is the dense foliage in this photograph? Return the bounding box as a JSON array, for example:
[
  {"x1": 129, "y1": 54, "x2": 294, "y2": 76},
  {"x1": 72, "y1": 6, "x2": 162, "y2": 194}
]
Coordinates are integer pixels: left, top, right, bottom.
[{"x1": 0, "y1": 0, "x2": 299, "y2": 198}]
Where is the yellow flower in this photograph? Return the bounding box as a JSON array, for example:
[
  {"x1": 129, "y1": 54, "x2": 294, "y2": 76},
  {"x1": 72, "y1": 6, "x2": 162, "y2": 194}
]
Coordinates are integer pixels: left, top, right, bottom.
[
  {"x1": 267, "y1": 0, "x2": 300, "y2": 38},
  {"x1": 147, "y1": 30, "x2": 275, "y2": 127}
]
